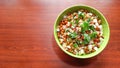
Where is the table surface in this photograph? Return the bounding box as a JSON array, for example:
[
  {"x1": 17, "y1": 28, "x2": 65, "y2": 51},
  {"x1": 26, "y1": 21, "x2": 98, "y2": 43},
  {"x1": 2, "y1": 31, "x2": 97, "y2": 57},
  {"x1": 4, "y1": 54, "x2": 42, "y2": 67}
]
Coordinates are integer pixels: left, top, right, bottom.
[{"x1": 0, "y1": 0, "x2": 120, "y2": 68}]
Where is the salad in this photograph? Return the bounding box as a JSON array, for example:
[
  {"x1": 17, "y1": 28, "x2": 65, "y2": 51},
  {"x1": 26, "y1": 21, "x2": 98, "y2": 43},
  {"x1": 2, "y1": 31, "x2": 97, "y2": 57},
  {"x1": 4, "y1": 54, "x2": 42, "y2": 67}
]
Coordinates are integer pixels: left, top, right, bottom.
[{"x1": 57, "y1": 9, "x2": 104, "y2": 55}]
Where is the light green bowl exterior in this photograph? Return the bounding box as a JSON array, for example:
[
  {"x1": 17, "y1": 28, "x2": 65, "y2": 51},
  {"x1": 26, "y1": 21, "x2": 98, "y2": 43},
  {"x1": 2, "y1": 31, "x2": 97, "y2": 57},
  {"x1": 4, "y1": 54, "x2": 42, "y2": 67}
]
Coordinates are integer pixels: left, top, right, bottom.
[{"x1": 54, "y1": 5, "x2": 110, "y2": 59}]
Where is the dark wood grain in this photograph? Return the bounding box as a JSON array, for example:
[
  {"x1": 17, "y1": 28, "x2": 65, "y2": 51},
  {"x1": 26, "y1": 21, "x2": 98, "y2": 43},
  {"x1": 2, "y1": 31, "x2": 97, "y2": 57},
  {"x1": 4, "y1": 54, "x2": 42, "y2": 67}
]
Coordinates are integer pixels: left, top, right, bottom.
[{"x1": 0, "y1": 0, "x2": 120, "y2": 68}]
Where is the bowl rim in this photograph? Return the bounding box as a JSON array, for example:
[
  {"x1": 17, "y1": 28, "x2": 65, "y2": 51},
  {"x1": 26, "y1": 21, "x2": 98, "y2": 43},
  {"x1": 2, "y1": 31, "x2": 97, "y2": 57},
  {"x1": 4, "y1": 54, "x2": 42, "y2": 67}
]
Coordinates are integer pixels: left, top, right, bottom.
[{"x1": 54, "y1": 4, "x2": 110, "y2": 59}]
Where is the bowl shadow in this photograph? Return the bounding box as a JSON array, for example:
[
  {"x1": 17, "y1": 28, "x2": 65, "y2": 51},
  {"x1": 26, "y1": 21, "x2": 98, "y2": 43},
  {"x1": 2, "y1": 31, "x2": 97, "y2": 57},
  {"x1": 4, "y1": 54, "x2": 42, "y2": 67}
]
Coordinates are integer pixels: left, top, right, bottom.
[{"x1": 52, "y1": 34, "x2": 98, "y2": 67}]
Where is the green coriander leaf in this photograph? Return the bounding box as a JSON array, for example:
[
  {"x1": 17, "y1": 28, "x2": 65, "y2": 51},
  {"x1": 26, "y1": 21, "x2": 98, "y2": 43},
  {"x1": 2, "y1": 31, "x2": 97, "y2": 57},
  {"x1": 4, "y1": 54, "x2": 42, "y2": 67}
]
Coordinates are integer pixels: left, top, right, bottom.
[
  {"x1": 87, "y1": 18, "x2": 91, "y2": 22},
  {"x1": 76, "y1": 40, "x2": 82, "y2": 45},
  {"x1": 83, "y1": 40, "x2": 89, "y2": 45},
  {"x1": 75, "y1": 19, "x2": 79, "y2": 24},
  {"x1": 73, "y1": 43, "x2": 78, "y2": 48},
  {"x1": 84, "y1": 21, "x2": 89, "y2": 30},
  {"x1": 65, "y1": 29, "x2": 69, "y2": 32},
  {"x1": 83, "y1": 34, "x2": 91, "y2": 44},
  {"x1": 90, "y1": 32, "x2": 97, "y2": 39},
  {"x1": 78, "y1": 12, "x2": 85, "y2": 19},
  {"x1": 89, "y1": 25, "x2": 95, "y2": 31},
  {"x1": 69, "y1": 32, "x2": 77, "y2": 39},
  {"x1": 80, "y1": 21, "x2": 90, "y2": 33}
]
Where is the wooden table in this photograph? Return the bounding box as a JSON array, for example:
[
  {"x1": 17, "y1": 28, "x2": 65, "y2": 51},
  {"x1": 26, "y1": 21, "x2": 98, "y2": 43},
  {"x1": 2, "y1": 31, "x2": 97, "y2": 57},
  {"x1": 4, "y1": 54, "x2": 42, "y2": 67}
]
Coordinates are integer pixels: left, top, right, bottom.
[{"x1": 0, "y1": 0, "x2": 120, "y2": 68}]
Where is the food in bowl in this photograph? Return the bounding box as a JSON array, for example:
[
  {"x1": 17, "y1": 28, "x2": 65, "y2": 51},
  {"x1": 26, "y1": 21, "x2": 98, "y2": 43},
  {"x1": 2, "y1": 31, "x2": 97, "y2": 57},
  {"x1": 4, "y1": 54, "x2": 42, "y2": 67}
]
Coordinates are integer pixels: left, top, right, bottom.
[{"x1": 56, "y1": 9, "x2": 104, "y2": 56}]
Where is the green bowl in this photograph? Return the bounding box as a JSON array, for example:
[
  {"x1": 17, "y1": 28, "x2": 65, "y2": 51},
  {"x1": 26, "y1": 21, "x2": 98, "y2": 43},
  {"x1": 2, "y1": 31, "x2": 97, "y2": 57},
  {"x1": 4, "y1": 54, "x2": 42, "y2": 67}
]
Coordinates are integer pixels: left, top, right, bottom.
[{"x1": 54, "y1": 5, "x2": 110, "y2": 59}]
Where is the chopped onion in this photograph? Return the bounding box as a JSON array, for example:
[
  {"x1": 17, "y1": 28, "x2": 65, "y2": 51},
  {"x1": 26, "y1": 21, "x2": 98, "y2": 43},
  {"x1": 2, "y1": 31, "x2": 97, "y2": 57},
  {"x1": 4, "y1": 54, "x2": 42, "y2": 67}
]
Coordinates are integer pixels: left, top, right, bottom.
[{"x1": 94, "y1": 47, "x2": 98, "y2": 51}]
